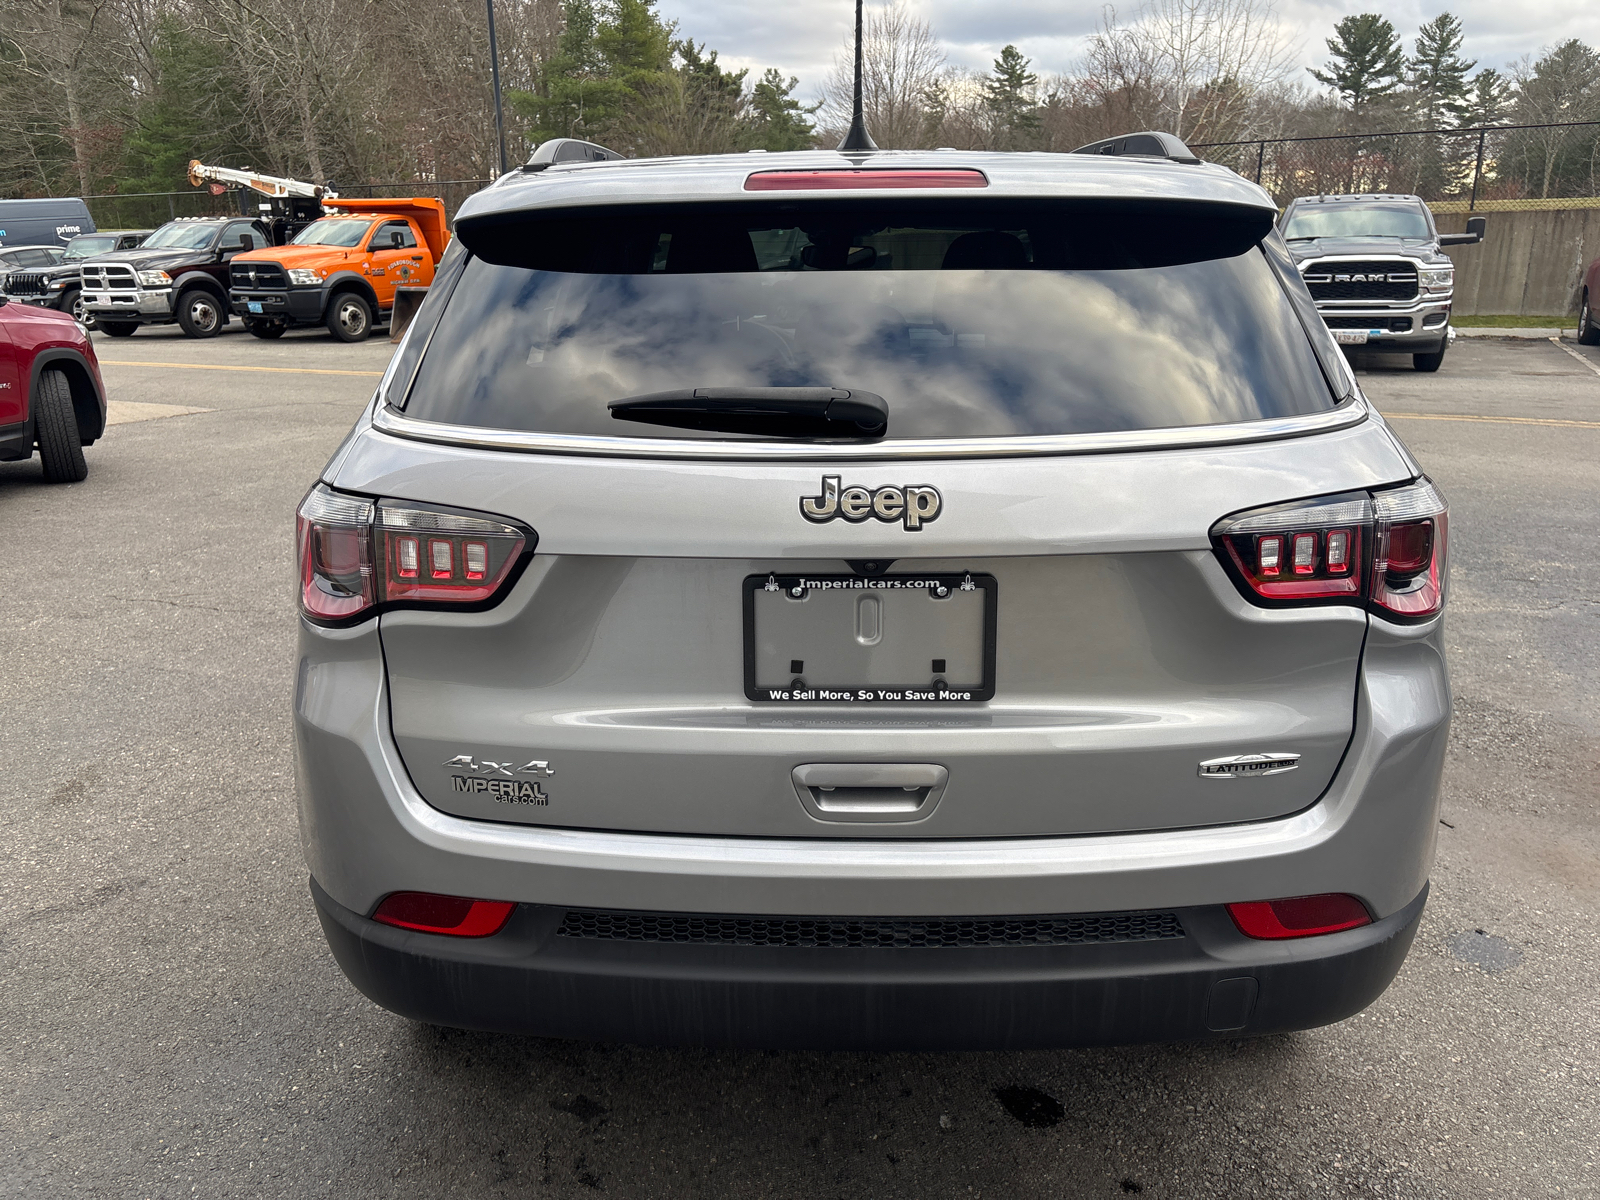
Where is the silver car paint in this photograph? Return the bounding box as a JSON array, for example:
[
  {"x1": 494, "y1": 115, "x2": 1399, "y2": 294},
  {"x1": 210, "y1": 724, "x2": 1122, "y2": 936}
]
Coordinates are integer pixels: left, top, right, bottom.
[
  {"x1": 294, "y1": 614, "x2": 1447, "y2": 920},
  {"x1": 297, "y1": 148, "x2": 1447, "y2": 942}
]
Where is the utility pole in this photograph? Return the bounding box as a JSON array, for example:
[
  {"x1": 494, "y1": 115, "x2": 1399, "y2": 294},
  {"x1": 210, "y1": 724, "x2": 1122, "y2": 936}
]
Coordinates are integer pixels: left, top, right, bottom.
[{"x1": 486, "y1": 0, "x2": 509, "y2": 176}]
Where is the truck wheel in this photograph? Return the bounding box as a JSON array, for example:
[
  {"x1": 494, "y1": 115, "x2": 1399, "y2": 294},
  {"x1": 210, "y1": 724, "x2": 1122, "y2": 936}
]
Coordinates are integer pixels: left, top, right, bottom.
[
  {"x1": 1579, "y1": 291, "x2": 1600, "y2": 346},
  {"x1": 246, "y1": 320, "x2": 287, "y2": 340},
  {"x1": 176, "y1": 289, "x2": 225, "y2": 338},
  {"x1": 34, "y1": 369, "x2": 88, "y2": 483},
  {"x1": 326, "y1": 292, "x2": 372, "y2": 342},
  {"x1": 1413, "y1": 342, "x2": 1447, "y2": 372},
  {"x1": 64, "y1": 288, "x2": 95, "y2": 330},
  {"x1": 98, "y1": 321, "x2": 138, "y2": 337}
]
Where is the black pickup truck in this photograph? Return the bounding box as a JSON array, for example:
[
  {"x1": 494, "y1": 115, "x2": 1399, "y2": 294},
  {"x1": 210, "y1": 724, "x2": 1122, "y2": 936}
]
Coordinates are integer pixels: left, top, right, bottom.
[
  {"x1": 78, "y1": 216, "x2": 272, "y2": 338},
  {"x1": 1279, "y1": 193, "x2": 1485, "y2": 372}
]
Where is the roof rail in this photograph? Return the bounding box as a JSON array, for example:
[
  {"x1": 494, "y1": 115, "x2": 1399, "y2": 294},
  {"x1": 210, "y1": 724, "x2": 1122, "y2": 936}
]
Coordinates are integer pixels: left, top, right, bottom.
[
  {"x1": 523, "y1": 138, "x2": 625, "y2": 173},
  {"x1": 1071, "y1": 132, "x2": 1201, "y2": 165}
]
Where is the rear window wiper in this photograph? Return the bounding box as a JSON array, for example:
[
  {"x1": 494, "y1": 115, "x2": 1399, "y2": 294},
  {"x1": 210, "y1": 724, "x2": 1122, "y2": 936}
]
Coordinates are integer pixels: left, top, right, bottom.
[{"x1": 607, "y1": 387, "x2": 888, "y2": 439}]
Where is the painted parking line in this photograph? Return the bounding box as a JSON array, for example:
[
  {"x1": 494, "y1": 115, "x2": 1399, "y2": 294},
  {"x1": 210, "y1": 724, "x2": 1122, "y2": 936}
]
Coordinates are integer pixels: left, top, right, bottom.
[
  {"x1": 1548, "y1": 336, "x2": 1600, "y2": 378},
  {"x1": 106, "y1": 401, "x2": 214, "y2": 425},
  {"x1": 1385, "y1": 411, "x2": 1600, "y2": 429},
  {"x1": 98, "y1": 360, "x2": 385, "y2": 378}
]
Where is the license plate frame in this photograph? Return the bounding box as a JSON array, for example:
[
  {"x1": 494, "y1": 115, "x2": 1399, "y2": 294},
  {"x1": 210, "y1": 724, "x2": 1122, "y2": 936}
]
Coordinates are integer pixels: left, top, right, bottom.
[
  {"x1": 743, "y1": 572, "x2": 997, "y2": 703},
  {"x1": 1332, "y1": 330, "x2": 1369, "y2": 345}
]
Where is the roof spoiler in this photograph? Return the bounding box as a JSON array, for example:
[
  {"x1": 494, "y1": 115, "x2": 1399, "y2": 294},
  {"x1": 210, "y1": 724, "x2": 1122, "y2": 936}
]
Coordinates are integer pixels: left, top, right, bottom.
[
  {"x1": 1071, "y1": 132, "x2": 1201, "y2": 165},
  {"x1": 523, "y1": 138, "x2": 625, "y2": 173}
]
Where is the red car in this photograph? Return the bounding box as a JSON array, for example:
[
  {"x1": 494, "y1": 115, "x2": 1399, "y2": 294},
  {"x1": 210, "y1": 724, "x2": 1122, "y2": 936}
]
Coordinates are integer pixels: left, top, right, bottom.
[{"x1": 0, "y1": 295, "x2": 107, "y2": 482}]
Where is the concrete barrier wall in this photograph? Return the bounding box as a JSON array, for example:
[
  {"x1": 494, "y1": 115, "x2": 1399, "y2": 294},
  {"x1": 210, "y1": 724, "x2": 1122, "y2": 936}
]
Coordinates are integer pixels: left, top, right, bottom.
[{"x1": 1437, "y1": 208, "x2": 1600, "y2": 316}]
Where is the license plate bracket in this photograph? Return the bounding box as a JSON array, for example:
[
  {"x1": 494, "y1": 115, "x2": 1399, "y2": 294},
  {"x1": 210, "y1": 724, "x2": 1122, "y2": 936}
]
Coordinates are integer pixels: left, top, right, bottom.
[{"x1": 743, "y1": 572, "x2": 997, "y2": 702}]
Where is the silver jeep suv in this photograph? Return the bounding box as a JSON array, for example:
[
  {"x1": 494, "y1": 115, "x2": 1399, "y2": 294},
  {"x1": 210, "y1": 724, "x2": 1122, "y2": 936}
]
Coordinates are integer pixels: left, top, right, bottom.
[{"x1": 295, "y1": 137, "x2": 1450, "y2": 1049}]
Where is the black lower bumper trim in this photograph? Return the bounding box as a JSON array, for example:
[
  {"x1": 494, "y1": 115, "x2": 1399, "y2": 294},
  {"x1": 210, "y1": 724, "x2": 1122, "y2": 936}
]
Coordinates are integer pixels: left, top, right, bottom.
[{"x1": 310, "y1": 878, "x2": 1427, "y2": 1050}]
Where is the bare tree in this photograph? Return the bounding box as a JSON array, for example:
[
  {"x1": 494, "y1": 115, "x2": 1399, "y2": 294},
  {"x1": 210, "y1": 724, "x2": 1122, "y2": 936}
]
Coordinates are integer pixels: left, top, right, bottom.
[
  {"x1": 1083, "y1": 0, "x2": 1298, "y2": 143},
  {"x1": 820, "y1": 0, "x2": 945, "y2": 149},
  {"x1": 1, "y1": 0, "x2": 134, "y2": 194}
]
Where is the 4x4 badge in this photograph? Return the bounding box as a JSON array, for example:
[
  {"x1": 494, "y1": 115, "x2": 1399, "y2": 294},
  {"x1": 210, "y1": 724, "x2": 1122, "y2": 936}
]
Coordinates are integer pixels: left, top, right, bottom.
[{"x1": 800, "y1": 475, "x2": 941, "y2": 531}]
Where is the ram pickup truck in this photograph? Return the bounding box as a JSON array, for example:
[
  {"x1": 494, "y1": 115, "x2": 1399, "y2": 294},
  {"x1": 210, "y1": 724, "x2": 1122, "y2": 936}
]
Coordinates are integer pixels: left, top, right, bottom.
[
  {"x1": 1279, "y1": 193, "x2": 1484, "y2": 372},
  {"x1": 227, "y1": 198, "x2": 449, "y2": 342},
  {"x1": 2, "y1": 230, "x2": 151, "y2": 328},
  {"x1": 79, "y1": 216, "x2": 272, "y2": 338}
]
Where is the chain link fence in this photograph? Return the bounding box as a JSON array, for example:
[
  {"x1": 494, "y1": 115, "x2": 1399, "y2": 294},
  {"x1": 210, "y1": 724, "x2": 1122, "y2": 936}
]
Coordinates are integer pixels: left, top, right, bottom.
[
  {"x1": 82, "y1": 179, "x2": 493, "y2": 231},
  {"x1": 1191, "y1": 121, "x2": 1600, "y2": 212}
]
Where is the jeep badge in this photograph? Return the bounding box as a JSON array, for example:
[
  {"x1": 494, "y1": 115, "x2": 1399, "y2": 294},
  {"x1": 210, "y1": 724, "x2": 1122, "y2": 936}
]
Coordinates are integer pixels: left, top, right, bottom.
[{"x1": 800, "y1": 475, "x2": 942, "y2": 531}]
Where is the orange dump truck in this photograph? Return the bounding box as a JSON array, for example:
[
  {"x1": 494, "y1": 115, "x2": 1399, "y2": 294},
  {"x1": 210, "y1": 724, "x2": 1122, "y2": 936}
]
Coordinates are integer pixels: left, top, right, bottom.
[{"x1": 227, "y1": 197, "x2": 450, "y2": 342}]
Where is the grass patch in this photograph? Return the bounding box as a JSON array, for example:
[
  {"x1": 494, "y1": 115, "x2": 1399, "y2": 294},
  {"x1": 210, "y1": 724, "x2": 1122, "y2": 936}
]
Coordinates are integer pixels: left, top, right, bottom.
[{"x1": 1451, "y1": 314, "x2": 1574, "y2": 328}]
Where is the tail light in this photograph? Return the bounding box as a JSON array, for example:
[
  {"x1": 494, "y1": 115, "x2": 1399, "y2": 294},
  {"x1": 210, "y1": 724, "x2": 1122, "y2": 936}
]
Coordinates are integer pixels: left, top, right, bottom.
[
  {"x1": 296, "y1": 483, "x2": 534, "y2": 624},
  {"x1": 372, "y1": 892, "x2": 516, "y2": 937},
  {"x1": 1227, "y1": 893, "x2": 1372, "y2": 939},
  {"x1": 1212, "y1": 478, "x2": 1447, "y2": 622}
]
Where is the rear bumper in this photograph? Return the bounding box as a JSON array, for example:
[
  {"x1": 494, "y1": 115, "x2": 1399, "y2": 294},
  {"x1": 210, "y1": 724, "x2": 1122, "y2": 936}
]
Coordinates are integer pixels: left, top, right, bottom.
[{"x1": 311, "y1": 876, "x2": 1427, "y2": 1049}]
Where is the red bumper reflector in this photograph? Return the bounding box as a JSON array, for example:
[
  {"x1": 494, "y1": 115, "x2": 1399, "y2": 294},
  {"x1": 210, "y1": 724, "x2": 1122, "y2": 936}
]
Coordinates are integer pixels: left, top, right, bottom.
[
  {"x1": 372, "y1": 892, "x2": 516, "y2": 937},
  {"x1": 1227, "y1": 894, "x2": 1372, "y2": 939},
  {"x1": 744, "y1": 169, "x2": 988, "y2": 191}
]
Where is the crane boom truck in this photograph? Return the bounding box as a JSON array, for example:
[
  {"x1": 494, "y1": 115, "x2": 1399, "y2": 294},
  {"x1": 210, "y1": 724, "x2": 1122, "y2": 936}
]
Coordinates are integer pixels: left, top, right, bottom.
[
  {"x1": 186, "y1": 161, "x2": 453, "y2": 342},
  {"x1": 186, "y1": 159, "x2": 332, "y2": 245}
]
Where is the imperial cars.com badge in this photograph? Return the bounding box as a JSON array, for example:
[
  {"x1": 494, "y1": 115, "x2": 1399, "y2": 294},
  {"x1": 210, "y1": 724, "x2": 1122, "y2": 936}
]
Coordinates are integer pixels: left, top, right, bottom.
[{"x1": 443, "y1": 754, "x2": 553, "y2": 805}]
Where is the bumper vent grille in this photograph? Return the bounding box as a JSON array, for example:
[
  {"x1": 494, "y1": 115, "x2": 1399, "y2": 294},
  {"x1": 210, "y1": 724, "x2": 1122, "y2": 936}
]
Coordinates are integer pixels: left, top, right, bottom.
[
  {"x1": 557, "y1": 908, "x2": 1185, "y2": 949},
  {"x1": 1325, "y1": 316, "x2": 1414, "y2": 332},
  {"x1": 1302, "y1": 259, "x2": 1419, "y2": 303}
]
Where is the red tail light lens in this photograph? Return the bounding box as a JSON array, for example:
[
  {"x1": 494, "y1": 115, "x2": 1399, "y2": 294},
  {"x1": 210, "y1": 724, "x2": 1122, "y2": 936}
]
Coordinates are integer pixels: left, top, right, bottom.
[
  {"x1": 372, "y1": 892, "x2": 516, "y2": 937},
  {"x1": 1212, "y1": 479, "x2": 1447, "y2": 621},
  {"x1": 1371, "y1": 482, "x2": 1448, "y2": 619},
  {"x1": 296, "y1": 484, "x2": 534, "y2": 624},
  {"x1": 1227, "y1": 893, "x2": 1372, "y2": 939},
  {"x1": 297, "y1": 488, "x2": 376, "y2": 621},
  {"x1": 744, "y1": 169, "x2": 988, "y2": 191},
  {"x1": 1214, "y1": 492, "x2": 1369, "y2": 602}
]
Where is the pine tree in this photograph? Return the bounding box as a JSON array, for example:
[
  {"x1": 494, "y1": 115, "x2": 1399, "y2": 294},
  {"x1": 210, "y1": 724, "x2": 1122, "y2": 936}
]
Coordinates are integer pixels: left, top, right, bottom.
[
  {"x1": 1408, "y1": 13, "x2": 1474, "y2": 128},
  {"x1": 984, "y1": 45, "x2": 1040, "y2": 148},
  {"x1": 1459, "y1": 67, "x2": 1510, "y2": 128},
  {"x1": 1309, "y1": 14, "x2": 1407, "y2": 116},
  {"x1": 746, "y1": 69, "x2": 818, "y2": 151}
]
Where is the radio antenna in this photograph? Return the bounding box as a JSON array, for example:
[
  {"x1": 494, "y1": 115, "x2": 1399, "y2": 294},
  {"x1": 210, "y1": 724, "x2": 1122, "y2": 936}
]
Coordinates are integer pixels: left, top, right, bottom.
[{"x1": 837, "y1": 0, "x2": 878, "y2": 151}]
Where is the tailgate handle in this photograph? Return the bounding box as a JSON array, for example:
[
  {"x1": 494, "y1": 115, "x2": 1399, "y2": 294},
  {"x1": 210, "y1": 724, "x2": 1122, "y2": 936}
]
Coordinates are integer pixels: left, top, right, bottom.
[{"x1": 792, "y1": 763, "x2": 948, "y2": 823}]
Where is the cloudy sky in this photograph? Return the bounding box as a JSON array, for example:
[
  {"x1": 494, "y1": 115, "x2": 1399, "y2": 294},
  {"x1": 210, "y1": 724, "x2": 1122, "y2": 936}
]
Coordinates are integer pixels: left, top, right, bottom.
[{"x1": 665, "y1": 0, "x2": 1600, "y2": 103}]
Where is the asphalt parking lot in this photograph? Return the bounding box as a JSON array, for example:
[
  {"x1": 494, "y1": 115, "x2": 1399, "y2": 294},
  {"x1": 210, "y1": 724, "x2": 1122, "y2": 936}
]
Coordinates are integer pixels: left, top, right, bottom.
[{"x1": 2, "y1": 326, "x2": 1597, "y2": 1198}]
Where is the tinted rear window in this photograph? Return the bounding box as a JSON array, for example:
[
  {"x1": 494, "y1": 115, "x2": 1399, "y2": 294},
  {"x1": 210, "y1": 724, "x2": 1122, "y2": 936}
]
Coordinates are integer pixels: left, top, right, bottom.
[{"x1": 404, "y1": 201, "x2": 1337, "y2": 441}]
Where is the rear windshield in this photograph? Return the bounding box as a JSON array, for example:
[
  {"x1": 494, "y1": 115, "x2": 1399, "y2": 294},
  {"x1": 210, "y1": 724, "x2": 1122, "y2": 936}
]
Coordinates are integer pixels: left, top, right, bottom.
[
  {"x1": 1282, "y1": 203, "x2": 1431, "y2": 241},
  {"x1": 404, "y1": 202, "x2": 1338, "y2": 441}
]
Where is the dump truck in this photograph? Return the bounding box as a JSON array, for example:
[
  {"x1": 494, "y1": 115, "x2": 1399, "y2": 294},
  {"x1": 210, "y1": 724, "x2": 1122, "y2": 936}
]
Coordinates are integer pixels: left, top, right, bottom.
[{"x1": 227, "y1": 197, "x2": 450, "y2": 341}]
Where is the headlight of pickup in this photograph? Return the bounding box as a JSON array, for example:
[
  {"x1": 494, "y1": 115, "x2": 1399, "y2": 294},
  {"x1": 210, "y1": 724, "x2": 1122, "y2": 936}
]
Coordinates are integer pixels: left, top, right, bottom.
[
  {"x1": 1420, "y1": 267, "x2": 1454, "y2": 293},
  {"x1": 288, "y1": 268, "x2": 321, "y2": 286},
  {"x1": 137, "y1": 270, "x2": 172, "y2": 287}
]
